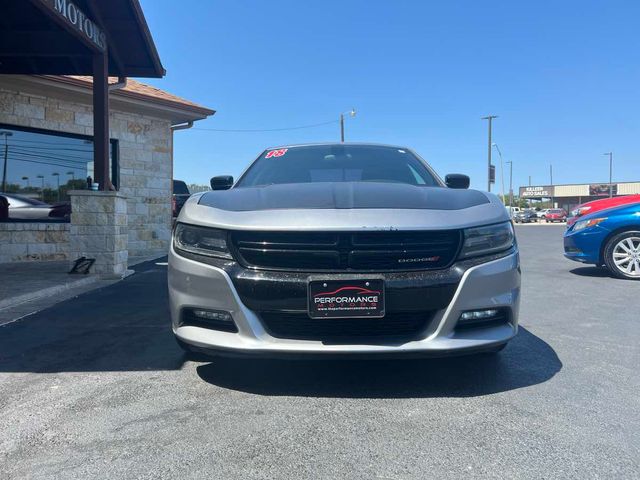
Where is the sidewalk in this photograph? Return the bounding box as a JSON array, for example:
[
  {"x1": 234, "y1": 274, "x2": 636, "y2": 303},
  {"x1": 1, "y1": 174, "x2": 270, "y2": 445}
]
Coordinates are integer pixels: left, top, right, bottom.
[
  {"x1": 0, "y1": 256, "x2": 164, "y2": 325},
  {"x1": 0, "y1": 261, "x2": 100, "y2": 311}
]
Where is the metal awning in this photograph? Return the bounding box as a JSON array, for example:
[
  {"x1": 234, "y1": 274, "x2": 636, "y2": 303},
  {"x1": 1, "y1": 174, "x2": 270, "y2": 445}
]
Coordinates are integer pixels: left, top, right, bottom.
[
  {"x1": 0, "y1": 0, "x2": 164, "y2": 77},
  {"x1": 0, "y1": 0, "x2": 166, "y2": 191}
]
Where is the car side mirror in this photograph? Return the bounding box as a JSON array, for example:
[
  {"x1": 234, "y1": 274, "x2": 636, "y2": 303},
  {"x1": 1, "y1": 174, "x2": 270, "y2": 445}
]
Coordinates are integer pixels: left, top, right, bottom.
[
  {"x1": 445, "y1": 174, "x2": 470, "y2": 189},
  {"x1": 210, "y1": 175, "x2": 234, "y2": 190}
]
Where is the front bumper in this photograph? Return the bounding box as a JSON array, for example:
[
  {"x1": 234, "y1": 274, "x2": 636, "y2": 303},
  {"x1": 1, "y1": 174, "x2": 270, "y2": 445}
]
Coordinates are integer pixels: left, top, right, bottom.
[
  {"x1": 168, "y1": 246, "x2": 521, "y2": 356},
  {"x1": 563, "y1": 226, "x2": 608, "y2": 264}
]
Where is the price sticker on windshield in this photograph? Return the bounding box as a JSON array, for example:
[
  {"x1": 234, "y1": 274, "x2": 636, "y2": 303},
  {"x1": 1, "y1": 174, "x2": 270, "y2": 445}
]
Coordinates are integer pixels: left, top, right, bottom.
[{"x1": 265, "y1": 148, "x2": 288, "y2": 158}]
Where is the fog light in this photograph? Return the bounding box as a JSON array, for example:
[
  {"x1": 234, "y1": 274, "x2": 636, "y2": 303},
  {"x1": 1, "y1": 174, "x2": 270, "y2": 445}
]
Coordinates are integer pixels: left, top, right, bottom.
[
  {"x1": 193, "y1": 309, "x2": 233, "y2": 322},
  {"x1": 182, "y1": 308, "x2": 238, "y2": 333},
  {"x1": 456, "y1": 308, "x2": 509, "y2": 331},
  {"x1": 460, "y1": 309, "x2": 499, "y2": 321}
]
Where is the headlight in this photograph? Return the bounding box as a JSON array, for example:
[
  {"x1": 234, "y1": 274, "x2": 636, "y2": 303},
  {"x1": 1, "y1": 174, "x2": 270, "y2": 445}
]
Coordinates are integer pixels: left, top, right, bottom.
[
  {"x1": 173, "y1": 223, "x2": 232, "y2": 259},
  {"x1": 573, "y1": 217, "x2": 607, "y2": 232},
  {"x1": 459, "y1": 222, "x2": 515, "y2": 258},
  {"x1": 571, "y1": 206, "x2": 592, "y2": 217}
]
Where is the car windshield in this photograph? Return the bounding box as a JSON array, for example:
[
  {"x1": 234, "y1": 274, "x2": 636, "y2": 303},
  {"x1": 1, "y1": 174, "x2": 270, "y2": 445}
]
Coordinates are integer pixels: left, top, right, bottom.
[
  {"x1": 236, "y1": 145, "x2": 441, "y2": 188},
  {"x1": 549, "y1": 209, "x2": 564, "y2": 213}
]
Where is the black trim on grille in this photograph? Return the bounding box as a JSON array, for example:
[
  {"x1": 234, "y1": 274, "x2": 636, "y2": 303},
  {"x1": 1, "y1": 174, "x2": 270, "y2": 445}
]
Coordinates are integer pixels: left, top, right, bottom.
[
  {"x1": 259, "y1": 311, "x2": 435, "y2": 342},
  {"x1": 229, "y1": 230, "x2": 462, "y2": 272}
]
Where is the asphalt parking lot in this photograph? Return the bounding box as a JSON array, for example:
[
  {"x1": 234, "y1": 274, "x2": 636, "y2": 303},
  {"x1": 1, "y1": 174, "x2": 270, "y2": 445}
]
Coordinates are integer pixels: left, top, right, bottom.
[{"x1": 1, "y1": 225, "x2": 638, "y2": 479}]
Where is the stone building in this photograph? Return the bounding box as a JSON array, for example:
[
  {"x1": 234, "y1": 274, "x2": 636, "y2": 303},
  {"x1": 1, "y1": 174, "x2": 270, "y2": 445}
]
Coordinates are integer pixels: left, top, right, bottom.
[{"x1": 0, "y1": 75, "x2": 214, "y2": 265}]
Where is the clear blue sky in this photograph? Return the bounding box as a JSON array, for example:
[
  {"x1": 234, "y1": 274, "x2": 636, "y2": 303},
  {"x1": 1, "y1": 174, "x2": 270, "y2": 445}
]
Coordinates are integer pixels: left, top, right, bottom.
[{"x1": 139, "y1": 0, "x2": 639, "y2": 192}]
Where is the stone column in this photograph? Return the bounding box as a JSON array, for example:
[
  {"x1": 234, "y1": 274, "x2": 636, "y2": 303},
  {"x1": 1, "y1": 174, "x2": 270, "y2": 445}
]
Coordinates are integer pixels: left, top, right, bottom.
[{"x1": 69, "y1": 191, "x2": 129, "y2": 278}]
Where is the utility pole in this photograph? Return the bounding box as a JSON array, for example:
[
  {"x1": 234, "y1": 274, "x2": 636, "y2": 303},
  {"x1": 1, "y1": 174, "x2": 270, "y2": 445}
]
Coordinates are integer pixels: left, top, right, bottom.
[
  {"x1": 528, "y1": 175, "x2": 531, "y2": 186},
  {"x1": 506, "y1": 160, "x2": 513, "y2": 209},
  {"x1": 603, "y1": 152, "x2": 613, "y2": 198},
  {"x1": 482, "y1": 115, "x2": 498, "y2": 192},
  {"x1": 549, "y1": 164, "x2": 554, "y2": 208},
  {"x1": 0, "y1": 131, "x2": 13, "y2": 193}
]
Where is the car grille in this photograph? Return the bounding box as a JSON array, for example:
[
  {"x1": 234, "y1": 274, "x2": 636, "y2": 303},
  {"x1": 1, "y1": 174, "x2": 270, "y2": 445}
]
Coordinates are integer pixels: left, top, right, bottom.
[
  {"x1": 259, "y1": 311, "x2": 435, "y2": 341},
  {"x1": 229, "y1": 230, "x2": 462, "y2": 271}
]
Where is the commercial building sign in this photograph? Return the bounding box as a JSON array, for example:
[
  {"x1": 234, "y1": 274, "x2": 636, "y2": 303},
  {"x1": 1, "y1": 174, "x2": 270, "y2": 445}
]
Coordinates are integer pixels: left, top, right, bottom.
[
  {"x1": 520, "y1": 186, "x2": 555, "y2": 198},
  {"x1": 39, "y1": 0, "x2": 107, "y2": 51},
  {"x1": 589, "y1": 184, "x2": 617, "y2": 196}
]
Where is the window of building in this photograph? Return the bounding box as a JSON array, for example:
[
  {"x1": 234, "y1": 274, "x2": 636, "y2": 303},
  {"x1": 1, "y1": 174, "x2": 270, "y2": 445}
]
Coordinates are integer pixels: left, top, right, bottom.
[{"x1": 0, "y1": 124, "x2": 118, "y2": 222}]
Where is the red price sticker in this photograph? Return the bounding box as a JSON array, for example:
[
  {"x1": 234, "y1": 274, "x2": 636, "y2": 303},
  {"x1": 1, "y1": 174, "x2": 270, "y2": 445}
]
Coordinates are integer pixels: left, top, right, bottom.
[{"x1": 265, "y1": 148, "x2": 288, "y2": 158}]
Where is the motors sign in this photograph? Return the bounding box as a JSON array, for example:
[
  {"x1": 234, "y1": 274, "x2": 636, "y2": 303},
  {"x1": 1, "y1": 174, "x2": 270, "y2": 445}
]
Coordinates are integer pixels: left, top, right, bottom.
[
  {"x1": 520, "y1": 186, "x2": 554, "y2": 198},
  {"x1": 39, "y1": 0, "x2": 107, "y2": 51}
]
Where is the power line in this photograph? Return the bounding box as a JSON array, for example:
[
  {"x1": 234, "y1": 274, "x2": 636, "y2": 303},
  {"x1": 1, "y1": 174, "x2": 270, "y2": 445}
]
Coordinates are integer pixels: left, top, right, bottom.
[
  {"x1": 3, "y1": 137, "x2": 93, "y2": 147},
  {"x1": 8, "y1": 155, "x2": 88, "y2": 170},
  {"x1": 192, "y1": 119, "x2": 339, "y2": 133},
  {"x1": 9, "y1": 149, "x2": 92, "y2": 165},
  {"x1": 7, "y1": 144, "x2": 93, "y2": 153}
]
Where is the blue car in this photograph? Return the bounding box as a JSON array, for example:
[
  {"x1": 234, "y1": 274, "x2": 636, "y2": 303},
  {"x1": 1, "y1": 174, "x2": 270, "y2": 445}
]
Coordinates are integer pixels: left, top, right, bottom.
[{"x1": 564, "y1": 202, "x2": 640, "y2": 280}]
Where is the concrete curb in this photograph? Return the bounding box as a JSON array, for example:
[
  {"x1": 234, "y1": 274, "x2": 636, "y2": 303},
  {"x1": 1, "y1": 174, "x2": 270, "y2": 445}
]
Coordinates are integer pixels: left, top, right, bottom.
[{"x1": 0, "y1": 275, "x2": 100, "y2": 311}]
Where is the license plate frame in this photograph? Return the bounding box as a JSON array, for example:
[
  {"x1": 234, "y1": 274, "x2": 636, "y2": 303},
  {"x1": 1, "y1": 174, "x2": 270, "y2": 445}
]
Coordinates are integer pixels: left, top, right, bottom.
[{"x1": 307, "y1": 278, "x2": 385, "y2": 319}]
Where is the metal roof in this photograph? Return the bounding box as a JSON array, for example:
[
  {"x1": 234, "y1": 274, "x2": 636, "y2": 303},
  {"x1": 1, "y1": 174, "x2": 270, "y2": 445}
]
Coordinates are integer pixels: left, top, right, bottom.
[{"x1": 0, "y1": 0, "x2": 165, "y2": 78}]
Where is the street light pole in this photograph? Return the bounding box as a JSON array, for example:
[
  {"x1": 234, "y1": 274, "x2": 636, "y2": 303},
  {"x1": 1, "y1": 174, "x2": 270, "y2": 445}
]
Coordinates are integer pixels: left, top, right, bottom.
[
  {"x1": 481, "y1": 115, "x2": 498, "y2": 192},
  {"x1": 36, "y1": 175, "x2": 44, "y2": 200},
  {"x1": 603, "y1": 152, "x2": 613, "y2": 198},
  {"x1": 492, "y1": 143, "x2": 506, "y2": 204},
  {"x1": 52, "y1": 173, "x2": 60, "y2": 201},
  {"x1": 340, "y1": 108, "x2": 356, "y2": 143},
  {"x1": 0, "y1": 131, "x2": 13, "y2": 193}
]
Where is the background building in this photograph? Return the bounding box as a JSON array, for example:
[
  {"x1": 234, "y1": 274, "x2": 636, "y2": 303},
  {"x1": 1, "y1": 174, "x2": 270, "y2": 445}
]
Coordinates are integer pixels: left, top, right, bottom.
[{"x1": 520, "y1": 181, "x2": 640, "y2": 211}]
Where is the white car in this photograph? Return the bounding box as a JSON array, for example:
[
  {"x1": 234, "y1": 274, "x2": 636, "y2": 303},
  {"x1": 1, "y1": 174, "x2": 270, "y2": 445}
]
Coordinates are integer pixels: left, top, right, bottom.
[
  {"x1": 536, "y1": 209, "x2": 551, "y2": 219},
  {"x1": 169, "y1": 143, "x2": 521, "y2": 359},
  {"x1": 1, "y1": 193, "x2": 69, "y2": 220}
]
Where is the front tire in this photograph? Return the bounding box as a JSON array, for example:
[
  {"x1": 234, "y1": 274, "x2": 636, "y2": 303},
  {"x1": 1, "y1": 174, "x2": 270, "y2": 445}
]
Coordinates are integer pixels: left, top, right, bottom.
[{"x1": 603, "y1": 231, "x2": 640, "y2": 280}]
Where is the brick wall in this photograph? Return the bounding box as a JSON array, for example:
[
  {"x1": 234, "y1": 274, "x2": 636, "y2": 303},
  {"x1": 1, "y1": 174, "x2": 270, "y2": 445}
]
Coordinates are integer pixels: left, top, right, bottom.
[
  {"x1": 0, "y1": 86, "x2": 172, "y2": 259},
  {"x1": 0, "y1": 223, "x2": 69, "y2": 263}
]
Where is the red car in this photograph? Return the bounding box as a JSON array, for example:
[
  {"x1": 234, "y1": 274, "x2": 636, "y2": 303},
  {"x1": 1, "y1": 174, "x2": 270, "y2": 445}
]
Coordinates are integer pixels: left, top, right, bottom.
[
  {"x1": 544, "y1": 209, "x2": 567, "y2": 223},
  {"x1": 567, "y1": 194, "x2": 640, "y2": 227}
]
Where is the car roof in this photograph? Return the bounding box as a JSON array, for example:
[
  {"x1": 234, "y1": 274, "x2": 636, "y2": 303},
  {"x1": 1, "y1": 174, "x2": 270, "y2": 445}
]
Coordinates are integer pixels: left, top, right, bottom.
[
  {"x1": 264, "y1": 142, "x2": 410, "y2": 151},
  {"x1": 1, "y1": 193, "x2": 47, "y2": 205}
]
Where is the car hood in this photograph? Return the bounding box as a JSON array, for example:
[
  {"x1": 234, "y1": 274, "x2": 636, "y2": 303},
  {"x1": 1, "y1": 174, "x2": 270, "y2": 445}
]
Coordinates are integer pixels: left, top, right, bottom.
[
  {"x1": 181, "y1": 182, "x2": 509, "y2": 231},
  {"x1": 199, "y1": 182, "x2": 490, "y2": 211}
]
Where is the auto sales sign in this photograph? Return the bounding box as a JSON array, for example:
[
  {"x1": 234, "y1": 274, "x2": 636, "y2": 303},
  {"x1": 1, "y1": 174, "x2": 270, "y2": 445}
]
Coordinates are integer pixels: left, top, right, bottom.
[{"x1": 520, "y1": 186, "x2": 555, "y2": 197}]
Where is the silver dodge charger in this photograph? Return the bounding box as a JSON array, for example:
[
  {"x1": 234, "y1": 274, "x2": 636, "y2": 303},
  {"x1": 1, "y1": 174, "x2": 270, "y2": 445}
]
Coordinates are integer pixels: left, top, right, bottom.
[{"x1": 168, "y1": 143, "x2": 520, "y2": 358}]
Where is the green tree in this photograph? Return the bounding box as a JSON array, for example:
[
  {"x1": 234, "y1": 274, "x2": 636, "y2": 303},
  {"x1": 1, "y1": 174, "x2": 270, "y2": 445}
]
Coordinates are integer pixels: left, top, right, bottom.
[{"x1": 3, "y1": 183, "x2": 21, "y2": 193}]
